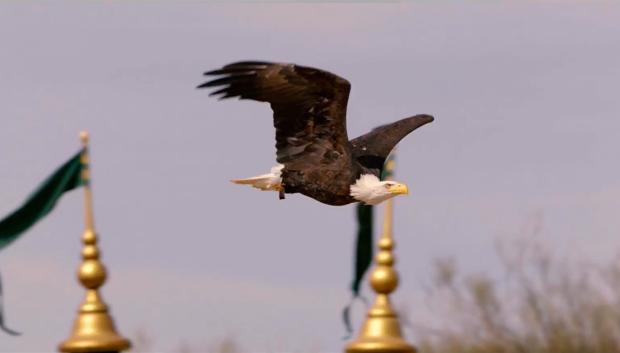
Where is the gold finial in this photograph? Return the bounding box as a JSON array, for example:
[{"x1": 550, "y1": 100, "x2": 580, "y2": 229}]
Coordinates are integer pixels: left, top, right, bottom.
[
  {"x1": 58, "y1": 132, "x2": 131, "y2": 353},
  {"x1": 79, "y1": 131, "x2": 89, "y2": 145},
  {"x1": 345, "y1": 155, "x2": 416, "y2": 353}
]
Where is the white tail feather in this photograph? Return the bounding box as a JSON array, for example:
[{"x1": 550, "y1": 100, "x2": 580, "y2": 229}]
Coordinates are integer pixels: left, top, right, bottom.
[{"x1": 231, "y1": 164, "x2": 283, "y2": 191}]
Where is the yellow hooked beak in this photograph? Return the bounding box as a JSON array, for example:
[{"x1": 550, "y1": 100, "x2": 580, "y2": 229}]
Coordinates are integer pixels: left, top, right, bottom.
[{"x1": 387, "y1": 183, "x2": 409, "y2": 195}]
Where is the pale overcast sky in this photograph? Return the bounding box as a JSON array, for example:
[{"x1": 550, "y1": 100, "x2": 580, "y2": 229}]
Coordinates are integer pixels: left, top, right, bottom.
[{"x1": 1, "y1": 1, "x2": 619, "y2": 352}]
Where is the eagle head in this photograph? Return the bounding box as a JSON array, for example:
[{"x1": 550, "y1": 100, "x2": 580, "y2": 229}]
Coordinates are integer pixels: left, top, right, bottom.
[{"x1": 350, "y1": 174, "x2": 409, "y2": 205}]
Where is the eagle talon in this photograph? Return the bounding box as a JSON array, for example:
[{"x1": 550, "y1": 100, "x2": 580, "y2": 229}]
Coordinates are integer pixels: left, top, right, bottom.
[{"x1": 279, "y1": 188, "x2": 285, "y2": 200}]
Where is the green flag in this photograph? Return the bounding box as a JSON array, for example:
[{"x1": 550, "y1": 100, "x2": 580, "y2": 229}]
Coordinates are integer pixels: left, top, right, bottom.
[
  {"x1": 350, "y1": 152, "x2": 395, "y2": 298},
  {"x1": 0, "y1": 149, "x2": 85, "y2": 335},
  {"x1": 381, "y1": 152, "x2": 395, "y2": 180},
  {"x1": 341, "y1": 203, "x2": 373, "y2": 337},
  {"x1": 343, "y1": 152, "x2": 396, "y2": 336},
  {"x1": 0, "y1": 149, "x2": 85, "y2": 251},
  {"x1": 351, "y1": 204, "x2": 373, "y2": 297}
]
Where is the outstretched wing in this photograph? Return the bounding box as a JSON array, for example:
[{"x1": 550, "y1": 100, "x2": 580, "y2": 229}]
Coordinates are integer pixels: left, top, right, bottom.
[
  {"x1": 198, "y1": 61, "x2": 352, "y2": 167},
  {"x1": 350, "y1": 114, "x2": 434, "y2": 174}
]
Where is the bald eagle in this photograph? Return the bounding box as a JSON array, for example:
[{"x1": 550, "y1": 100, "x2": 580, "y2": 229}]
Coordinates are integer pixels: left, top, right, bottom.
[{"x1": 198, "y1": 61, "x2": 433, "y2": 206}]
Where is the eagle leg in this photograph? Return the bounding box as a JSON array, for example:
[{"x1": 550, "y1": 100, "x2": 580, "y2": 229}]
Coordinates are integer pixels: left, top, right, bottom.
[{"x1": 278, "y1": 182, "x2": 286, "y2": 200}]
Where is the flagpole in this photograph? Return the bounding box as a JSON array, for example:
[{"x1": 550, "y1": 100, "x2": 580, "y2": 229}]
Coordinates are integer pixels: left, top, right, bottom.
[
  {"x1": 59, "y1": 132, "x2": 131, "y2": 353},
  {"x1": 345, "y1": 153, "x2": 416, "y2": 353},
  {"x1": 80, "y1": 132, "x2": 95, "y2": 232}
]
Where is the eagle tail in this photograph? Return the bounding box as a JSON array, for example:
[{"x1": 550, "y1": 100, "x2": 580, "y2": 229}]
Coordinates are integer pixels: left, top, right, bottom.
[{"x1": 230, "y1": 165, "x2": 283, "y2": 191}]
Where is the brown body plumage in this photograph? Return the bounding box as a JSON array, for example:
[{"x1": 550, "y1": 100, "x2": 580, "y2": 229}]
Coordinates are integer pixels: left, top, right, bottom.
[{"x1": 198, "y1": 61, "x2": 433, "y2": 206}]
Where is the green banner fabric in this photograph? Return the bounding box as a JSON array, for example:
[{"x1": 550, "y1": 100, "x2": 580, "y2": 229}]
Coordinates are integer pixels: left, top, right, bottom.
[
  {"x1": 343, "y1": 152, "x2": 396, "y2": 336},
  {"x1": 0, "y1": 272, "x2": 19, "y2": 336},
  {"x1": 352, "y1": 203, "x2": 373, "y2": 296},
  {"x1": 0, "y1": 149, "x2": 85, "y2": 251},
  {"x1": 351, "y1": 152, "x2": 395, "y2": 298},
  {"x1": 0, "y1": 148, "x2": 85, "y2": 335},
  {"x1": 381, "y1": 152, "x2": 395, "y2": 180}
]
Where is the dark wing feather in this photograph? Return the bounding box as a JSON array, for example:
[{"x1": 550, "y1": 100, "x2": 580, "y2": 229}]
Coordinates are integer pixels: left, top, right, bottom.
[
  {"x1": 198, "y1": 61, "x2": 352, "y2": 168},
  {"x1": 350, "y1": 114, "x2": 434, "y2": 173}
]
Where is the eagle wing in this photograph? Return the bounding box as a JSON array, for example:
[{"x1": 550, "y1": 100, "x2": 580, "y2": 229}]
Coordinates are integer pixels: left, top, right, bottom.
[
  {"x1": 350, "y1": 114, "x2": 434, "y2": 175},
  {"x1": 198, "y1": 61, "x2": 352, "y2": 169}
]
